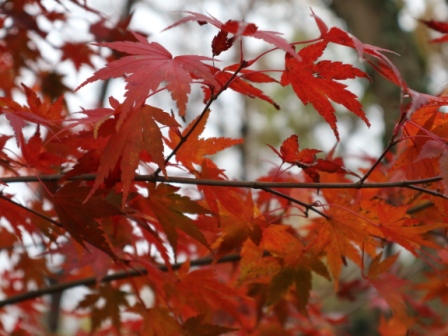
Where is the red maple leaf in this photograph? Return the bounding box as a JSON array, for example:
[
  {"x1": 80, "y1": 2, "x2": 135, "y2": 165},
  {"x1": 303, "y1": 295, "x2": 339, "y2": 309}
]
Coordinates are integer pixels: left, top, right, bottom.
[
  {"x1": 77, "y1": 32, "x2": 219, "y2": 123},
  {"x1": 136, "y1": 183, "x2": 211, "y2": 255},
  {"x1": 52, "y1": 181, "x2": 121, "y2": 259},
  {"x1": 202, "y1": 65, "x2": 280, "y2": 109},
  {"x1": 61, "y1": 42, "x2": 95, "y2": 70},
  {"x1": 0, "y1": 84, "x2": 64, "y2": 147},
  {"x1": 280, "y1": 41, "x2": 370, "y2": 140},
  {"x1": 310, "y1": 10, "x2": 405, "y2": 89},
  {"x1": 420, "y1": 19, "x2": 448, "y2": 43},
  {"x1": 164, "y1": 11, "x2": 297, "y2": 58},
  {"x1": 211, "y1": 30, "x2": 235, "y2": 56},
  {"x1": 269, "y1": 135, "x2": 358, "y2": 181},
  {"x1": 20, "y1": 127, "x2": 66, "y2": 173},
  {"x1": 81, "y1": 99, "x2": 180, "y2": 206}
]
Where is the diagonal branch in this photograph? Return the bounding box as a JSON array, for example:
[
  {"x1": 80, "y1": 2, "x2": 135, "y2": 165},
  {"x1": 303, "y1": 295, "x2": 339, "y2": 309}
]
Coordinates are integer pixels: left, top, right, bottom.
[
  {"x1": 405, "y1": 184, "x2": 448, "y2": 199},
  {"x1": 153, "y1": 60, "x2": 248, "y2": 176},
  {"x1": 261, "y1": 187, "x2": 329, "y2": 219},
  {"x1": 358, "y1": 138, "x2": 399, "y2": 184},
  {"x1": 0, "y1": 253, "x2": 242, "y2": 308},
  {"x1": 0, "y1": 194, "x2": 63, "y2": 229}
]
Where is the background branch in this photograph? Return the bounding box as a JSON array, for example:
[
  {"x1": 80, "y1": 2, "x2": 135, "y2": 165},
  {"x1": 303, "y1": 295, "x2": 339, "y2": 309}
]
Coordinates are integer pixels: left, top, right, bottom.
[{"x1": 0, "y1": 253, "x2": 242, "y2": 308}]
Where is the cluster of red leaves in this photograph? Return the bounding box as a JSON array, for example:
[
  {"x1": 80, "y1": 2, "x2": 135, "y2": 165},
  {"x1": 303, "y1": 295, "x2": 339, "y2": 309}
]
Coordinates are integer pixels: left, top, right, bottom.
[{"x1": 2, "y1": 1, "x2": 448, "y2": 335}]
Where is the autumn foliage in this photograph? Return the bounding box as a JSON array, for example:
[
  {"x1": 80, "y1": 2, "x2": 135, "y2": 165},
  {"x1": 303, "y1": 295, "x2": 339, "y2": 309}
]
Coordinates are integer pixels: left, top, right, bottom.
[{"x1": 3, "y1": 1, "x2": 448, "y2": 335}]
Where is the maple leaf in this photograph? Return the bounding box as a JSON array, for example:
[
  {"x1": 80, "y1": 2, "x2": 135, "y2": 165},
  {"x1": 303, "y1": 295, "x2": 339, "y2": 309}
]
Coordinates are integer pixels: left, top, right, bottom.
[
  {"x1": 52, "y1": 181, "x2": 121, "y2": 259},
  {"x1": 312, "y1": 202, "x2": 383, "y2": 288},
  {"x1": 77, "y1": 31, "x2": 220, "y2": 122},
  {"x1": 50, "y1": 241, "x2": 113, "y2": 283},
  {"x1": 0, "y1": 84, "x2": 64, "y2": 147},
  {"x1": 267, "y1": 267, "x2": 309, "y2": 312},
  {"x1": 193, "y1": 159, "x2": 253, "y2": 228},
  {"x1": 211, "y1": 30, "x2": 235, "y2": 56},
  {"x1": 202, "y1": 65, "x2": 280, "y2": 109},
  {"x1": 20, "y1": 127, "x2": 66, "y2": 173},
  {"x1": 237, "y1": 238, "x2": 281, "y2": 286},
  {"x1": 83, "y1": 100, "x2": 180, "y2": 206},
  {"x1": 366, "y1": 253, "x2": 408, "y2": 319},
  {"x1": 90, "y1": 13, "x2": 147, "y2": 44},
  {"x1": 164, "y1": 11, "x2": 297, "y2": 58},
  {"x1": 410, "y1": 119, "x2": 448, "y2": 194},
  {"x1": 268, "y1": 134, "x2": 321, "y2": 165},
  {"x1": 212, "y1": 191, "x2": 264, "y2": 257},
  {"x1": 77, "y1": 283, "x2": 130, "y2": 333},
  {"x1": 420, "y1": 19, "x2": 448, "y2": 43},
  {"x1": 310, "y1": 10, "x2": 405, "y2": 89},
  {"x1": 265, "y1": 248, "x2": 329, "y2": 314},
  {"x1": 16, "y1": 252, "x2": 51, "y2": 288},
  {"x1": 370, "y1": 201, "x2": 447, "y2": 254},
  {"x1": 140, "y1": 183, "x2": 211, "y2": 255},
  {"x1": 377, "y1": 315, "x2": 410, "y2": 336},
  {"x1": 167, "y1": 109, "x2": 243, "y2": 171},
  {"x1": 269, "y1": 135, "x2": 359, "y2": 181},
  {"x1": 415, "y1": 269, "x2": 448, "y2": 304},
  {"x1": 165, "y1": 266, "x2": 245, "y2": 327},
  {"x1": 281, "y1": 41, "x2": 370, "y2": 140},
  {"x1": 61, "y1": 42, "x2": 95, "y2": 70}
]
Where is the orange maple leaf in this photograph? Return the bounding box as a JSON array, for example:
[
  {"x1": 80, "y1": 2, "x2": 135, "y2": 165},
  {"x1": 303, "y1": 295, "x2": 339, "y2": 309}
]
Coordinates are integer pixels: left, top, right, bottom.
[
  {"x1": 165, "y1": 264, "x2": 246, "y2": 326},
  {"x1": 139, "y1": 183, "x2": 211, "y2": 255},
  {"x1": 366, "y1": 253, "x2": 408, "y2": 319},
  {"x1": 212, "y1": 191, "x2": 264, "y2": 257},
  {"x1": 167, "y1": 109, "x2": 243, "y2": 171},
  {"x1": 375, "y1": 202, "x2": 446, "y2": 254},
  {"x1": 312, "y1": 203, "x2": 381, "y2": 288}
]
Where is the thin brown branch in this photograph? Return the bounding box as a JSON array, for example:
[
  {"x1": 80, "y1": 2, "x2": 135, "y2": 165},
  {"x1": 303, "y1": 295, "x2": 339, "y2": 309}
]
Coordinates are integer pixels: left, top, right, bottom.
[
  {"x1": 405, "y1": 184, "x2": 448, "y2": 199},
  {"x1": 0, "y1": 253, "x2": 242, "y2": 308},
  {"x1": 1, "y1": 174, "x2": 442, "y2": 190},
  {"x1": 406, "y1": 201, "x2": 434, "y2": 214},
  {"x1": 0, "y1": 194, "x2": 63, "y2": 228},
  {"x1": 261, "y1": 187, "x2": 329, "y2": 219},
  {"x1": 358, "y1": 138, "x2": 399, "y2": 184}
]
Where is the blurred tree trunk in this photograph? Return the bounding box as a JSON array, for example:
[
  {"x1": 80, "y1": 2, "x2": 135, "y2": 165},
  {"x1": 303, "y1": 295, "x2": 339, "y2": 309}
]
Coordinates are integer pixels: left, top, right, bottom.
[{"x1": 329, "y1": 0, "x2": 427, "y2": 145}]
